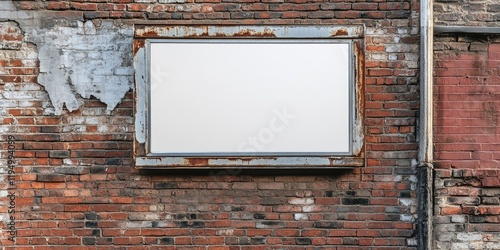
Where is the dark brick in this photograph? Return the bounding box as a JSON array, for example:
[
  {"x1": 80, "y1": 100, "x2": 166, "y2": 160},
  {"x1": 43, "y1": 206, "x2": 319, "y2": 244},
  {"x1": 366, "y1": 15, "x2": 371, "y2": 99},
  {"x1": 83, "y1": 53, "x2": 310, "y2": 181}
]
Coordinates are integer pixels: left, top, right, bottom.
[
  {"x1": 159, "y1": 237, "x2": 173, "y2": 245},
  {"x1": 54, "y1": 167, "x2": 84, "y2": 175},
  {"x1": 36, "y1": 174, "x2": 65, "y2": 182},
  {"x1": 105, "y1": 158, "x2": 121, "y2": 165},
  {"x1": 85, "y1": 221, "x2": 99, "y2": 228},
  {"x1": 337, "y1": 214, "x2": 347, "y2": 220},
  {"x1": 386, "y1": 214, "x2": 400, "y2": 221},
  {"x1": 171, "y1": 13, "x2": 182, "y2": 19},
  {"x1": 346, "y1": 191, "x2": 356, "y2": 197},
  {"x1": 482, "y1": 197, "x2": 500, "y2": 205},
  {"x1": 251, "y1": 237, "x2": 266, "y2": 244},
  {"x1": 487, "y1": 4, "x2": 500, "y2": 12},
  {"x1": 34, "y1": 196, "x2": 42, "y2": 204},
  {"x1": 213, "y1": 3, "x2": 240, "y2": 12},
  {"x1": 97, "y1": 237, "x2": 113, "y2": 245},
  {"x1": 154, "y1": 182, "x2": 179, "y2": 189},
  {"x1": 49, "y1": 150, "x2": 70, "y2": 158},
  {"x1": 470, "y1": 216, "x2": 487, "y2": 223},
  {"x1": 447, "y1": 197, "x2": 480, "y2": 206},
  {"x1": 239, "y1": 237, "x2": 251, "y2": 245},
  {"x1": 296, "y1": 238, "x2": 312, "y2": 245},
  {"x1": 33, "y1": 134, "x2": 60, "y2": 141},
  {"x1": 83, "y1": 237, "x2": 96, "y2": 245},
  {"x1": 342, "y1": 198, "x2": 369, "y2": 205},
  {"x1": 230, "y1": 12, "x2": 253, "y2": 19},
  {"x1": 179, "y1": 221, "x2": 205, "y2": 228},
  {"x1": 256, "y1": 221, "x2": 283, "y2": 228},
  {"x1": 395, "y1": 167, "x2": 416, "y2": 175},
  {"x1": 254, "y1": 213, "x2": 266, "y2": 219},
  {"x1": 400, "y1": 191, "x2": 412, "y2": 198},
  {"x1": 344, "y1": 237, "x2": 358, "y2": 245},
  {"x1": 225, "y1": 237, "x2": 239, "y2": 245},
  {"x1": 260, "y1": 198, "x2": 284, "y2": 205},
  {"x1": 40, "y1": 126, "x2": 61, "y2": 133},
  {"x1": 386, "y1": 10, "x2": 410, "y2": 19},
  {"x1": 173, "y1": 214, "x2": 197, "y2": 220},
  {"x1": 314, "y1": 221, "x2": 343, "y2": 229},
  {"x1": 85, "y1": 212, "x2": 101, "y2": 221},
  {"x1": 90, "y1": 166, "x2": 107, "y2": 174}
]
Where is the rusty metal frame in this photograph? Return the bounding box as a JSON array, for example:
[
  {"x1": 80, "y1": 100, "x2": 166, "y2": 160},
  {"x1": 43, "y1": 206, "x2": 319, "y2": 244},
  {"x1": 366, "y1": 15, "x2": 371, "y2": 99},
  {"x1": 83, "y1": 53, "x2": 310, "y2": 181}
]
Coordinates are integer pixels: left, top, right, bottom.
[{"x1": 133, "y1": 25, "x2": 365, "y2": 169}]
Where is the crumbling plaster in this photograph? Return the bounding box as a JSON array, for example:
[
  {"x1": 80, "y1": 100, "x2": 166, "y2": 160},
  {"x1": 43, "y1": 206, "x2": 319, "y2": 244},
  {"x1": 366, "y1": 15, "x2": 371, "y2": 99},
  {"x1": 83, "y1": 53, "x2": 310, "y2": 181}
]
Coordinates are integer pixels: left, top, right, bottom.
[{"x1": 0, "y1": 0, "x2": 133, "y2": 115}]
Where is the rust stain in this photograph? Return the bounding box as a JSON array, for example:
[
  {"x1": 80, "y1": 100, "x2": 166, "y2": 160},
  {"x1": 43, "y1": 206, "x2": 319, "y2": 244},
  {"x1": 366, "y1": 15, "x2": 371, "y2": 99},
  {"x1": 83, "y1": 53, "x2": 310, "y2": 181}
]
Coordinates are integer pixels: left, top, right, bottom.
[
  {"x1": 231, "y1": 28, "x2": 276, "y2": 38},
  {"x1": 133, "y1": 39, "x2": 145, "y2": 56},
  {"x1": 185, "y1": 29, "x2": 276, "y2": 38},
  {"x1": 238, "y1": 158, "x2": 253, "y2": 163},
  {"x1": 185, "y1": 158, "x2": 209, "y2": 166},
  {"x1": 134, "y1": 142, "x2": 146, "y2": 156},
  {"x1": 136, "y1": 25, "x2": 277, "y2": 38},
  {"x1": 354, "y1": 40, "x2": 365, "y2": 157},
  {"x1": 331, "y1": 29, "x2": 348, "y2": 37},
  {"x1": 329, "y1": 158, "x2": 337, "y2": 165},
  {"x1": 328, "y1": 158, "x2": 348, "y2": 166},
  {"x1": 140, "y1": 30, "x2": 160, "y2": 38}
]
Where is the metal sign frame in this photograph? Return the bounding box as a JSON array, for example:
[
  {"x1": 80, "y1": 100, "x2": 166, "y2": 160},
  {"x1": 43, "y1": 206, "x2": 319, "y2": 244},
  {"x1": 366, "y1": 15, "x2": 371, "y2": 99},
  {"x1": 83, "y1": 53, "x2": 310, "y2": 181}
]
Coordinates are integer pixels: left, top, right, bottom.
[{"x1": 133, "y1": 24, "x2": 365, "y2": 169}]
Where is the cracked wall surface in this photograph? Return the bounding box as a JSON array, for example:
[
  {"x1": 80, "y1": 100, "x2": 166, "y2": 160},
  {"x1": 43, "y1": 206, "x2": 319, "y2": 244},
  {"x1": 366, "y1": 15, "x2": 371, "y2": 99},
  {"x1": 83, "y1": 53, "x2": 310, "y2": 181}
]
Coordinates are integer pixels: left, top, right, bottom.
[{"x1": 1, "y1": 0, "x2": 133, "y2": 115}]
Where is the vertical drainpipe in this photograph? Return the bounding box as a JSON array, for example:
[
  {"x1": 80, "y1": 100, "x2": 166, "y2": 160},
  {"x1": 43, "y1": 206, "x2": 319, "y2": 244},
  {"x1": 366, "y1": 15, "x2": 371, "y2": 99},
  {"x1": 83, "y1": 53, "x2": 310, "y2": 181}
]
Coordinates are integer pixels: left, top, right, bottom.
[{"x1": 418, "y1": 0, "x2": 434, "y2": 249}]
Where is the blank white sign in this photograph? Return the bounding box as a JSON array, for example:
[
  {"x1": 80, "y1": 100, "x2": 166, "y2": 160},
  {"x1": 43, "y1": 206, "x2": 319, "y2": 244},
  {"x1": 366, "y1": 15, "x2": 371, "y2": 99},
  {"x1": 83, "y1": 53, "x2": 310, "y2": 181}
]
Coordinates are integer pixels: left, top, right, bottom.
[{"x1": 149, "y1": 41, "x2": 350, "y2": 154}]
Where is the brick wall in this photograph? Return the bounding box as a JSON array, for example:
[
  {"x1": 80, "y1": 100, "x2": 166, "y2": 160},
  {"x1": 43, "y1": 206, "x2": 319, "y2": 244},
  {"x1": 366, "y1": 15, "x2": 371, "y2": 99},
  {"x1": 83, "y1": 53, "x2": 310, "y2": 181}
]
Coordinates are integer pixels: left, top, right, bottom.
[
  {"x1": 0, "y1": 0, "x2": 421, "y2": 248},
  {"x1": 434, "y1": 36, "x2": 500, "y2": 249},
  {"x1": 434, "y1": 0, "x2": 499, "y2": 27},
  {"x1": 434, "y1": 39, "x2": 500, "y2": 169},
  {"x1": 433, "y1": 0, "x2": 500, "y2": 248}
]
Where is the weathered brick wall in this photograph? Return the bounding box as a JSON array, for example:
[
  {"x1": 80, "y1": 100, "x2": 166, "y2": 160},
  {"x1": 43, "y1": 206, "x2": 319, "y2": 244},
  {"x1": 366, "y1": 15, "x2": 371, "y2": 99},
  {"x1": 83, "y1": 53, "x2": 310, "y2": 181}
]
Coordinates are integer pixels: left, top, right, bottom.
[
  {"x1": 1, "y1": 0, "x2": 420, "y2": 248},
  {"x1": 434, "y1": 39, "x2": 500, "y2": 169},
  {"x1": 433, "y1": 0, "x2": 500, "y2": 248},
  {"x1": 434, "y1": 0, "x2": 499, "y2": 27},
  {"x1": 434, "y1": 36, "x2": 500, "y2": 249}
]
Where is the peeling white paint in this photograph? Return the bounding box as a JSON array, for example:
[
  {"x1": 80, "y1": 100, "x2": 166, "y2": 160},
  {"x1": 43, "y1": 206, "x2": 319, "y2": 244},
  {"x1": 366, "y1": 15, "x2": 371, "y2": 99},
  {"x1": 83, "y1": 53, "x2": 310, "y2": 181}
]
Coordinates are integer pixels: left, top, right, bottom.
[
  {"x1": 2, "y1": 1, "x2": 134, "y2": 115},
  {"x1": 25, "y1": 20, "x2": 133, "y2": 115},
  {"x1": 217, "y1": 229, "x2": 234, "y2": 236},
  {"x1": 134, "y1": 47, "x2": 146, "y2": 144},
  {"x1": 400, "y1": 214, "x2": 415, "y2": 222},
  {"x1": 399, "y1": 198, "x2": 414, "y2": 206},
  {"x1": 294, "y1": 213, "x2": 309, "y2": 220}
]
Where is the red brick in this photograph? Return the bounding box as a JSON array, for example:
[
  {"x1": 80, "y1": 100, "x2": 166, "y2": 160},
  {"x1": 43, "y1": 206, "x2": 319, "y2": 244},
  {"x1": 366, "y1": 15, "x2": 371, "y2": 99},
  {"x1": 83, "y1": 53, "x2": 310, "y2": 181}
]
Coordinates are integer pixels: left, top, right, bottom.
[
  {"x1": 482, "y1": 177, "x2": 500, "y2": 187},
  {"x1": 441, "y1": 206, "x2": 461, "y2": 215}
]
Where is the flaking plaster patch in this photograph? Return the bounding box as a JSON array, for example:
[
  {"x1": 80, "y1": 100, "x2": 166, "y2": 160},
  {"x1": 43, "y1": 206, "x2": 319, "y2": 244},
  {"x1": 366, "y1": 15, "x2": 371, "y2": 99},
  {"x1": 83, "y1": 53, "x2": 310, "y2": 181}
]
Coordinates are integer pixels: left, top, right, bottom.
[{"x1": 26, "y1": 20, "x2": 133, "y2": 115}]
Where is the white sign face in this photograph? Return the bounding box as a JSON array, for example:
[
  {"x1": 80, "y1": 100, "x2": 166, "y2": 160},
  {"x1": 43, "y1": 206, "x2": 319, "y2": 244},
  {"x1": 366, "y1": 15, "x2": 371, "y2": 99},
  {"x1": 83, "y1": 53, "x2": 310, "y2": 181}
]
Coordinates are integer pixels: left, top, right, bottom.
[{"x1": 149, "y1": 41, "x2": 351, "y2": 155}]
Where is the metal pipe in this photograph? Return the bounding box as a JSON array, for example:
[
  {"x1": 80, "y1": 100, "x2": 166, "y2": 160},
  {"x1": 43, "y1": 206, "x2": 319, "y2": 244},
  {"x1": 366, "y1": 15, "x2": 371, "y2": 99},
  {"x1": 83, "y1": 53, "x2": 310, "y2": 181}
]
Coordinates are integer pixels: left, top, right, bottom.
[
  {"x1": 418, "y1": 0, "x2": 434, "y2": 249},
  {"x1": 419, "y1": 0, "x2": 434, "y2": 164}
]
